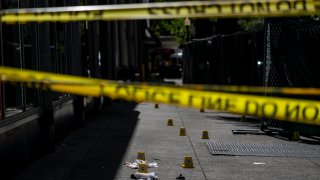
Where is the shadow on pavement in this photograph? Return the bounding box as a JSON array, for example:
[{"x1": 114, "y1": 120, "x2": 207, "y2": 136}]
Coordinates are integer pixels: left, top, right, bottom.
[
  {"x1": 15, "y1": 101, "x2": 140, "y2": 180},
  {"x1": 67, "y1": 101, "x2": 140, "y2": 179},
  {"x1": 205, "y1": 115, "x2": 262, "y2": 129}
]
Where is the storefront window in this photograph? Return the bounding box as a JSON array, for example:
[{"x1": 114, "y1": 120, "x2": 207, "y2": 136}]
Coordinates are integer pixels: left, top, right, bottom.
[{"x1": 1, "y1": 0, "x2": 40, "y2": 117}]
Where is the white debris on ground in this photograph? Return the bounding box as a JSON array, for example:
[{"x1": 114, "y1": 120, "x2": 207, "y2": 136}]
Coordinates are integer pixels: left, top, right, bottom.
[
  {"x1": 131, "y1": 172, "x2": 159, "y2": 180},
  {"x1": 125, "y1": 159, "x2": 158, "y2": 169}
]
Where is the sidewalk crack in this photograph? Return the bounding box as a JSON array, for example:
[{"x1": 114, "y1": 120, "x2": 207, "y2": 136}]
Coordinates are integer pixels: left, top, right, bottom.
[{"x1": 177, "y1": 107, "x2": 208, "y2": 180}]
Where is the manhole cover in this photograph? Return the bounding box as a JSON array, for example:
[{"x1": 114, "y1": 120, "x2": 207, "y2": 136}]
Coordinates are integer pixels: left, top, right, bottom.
[{"x1": 206, "y1": 141, "x2": 320, "y2": 157}]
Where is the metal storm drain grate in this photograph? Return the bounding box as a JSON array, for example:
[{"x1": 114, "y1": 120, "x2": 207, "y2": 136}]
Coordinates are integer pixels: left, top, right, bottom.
[{"x1": 206, "y1": 141, "x2": 320, "y2": 157}]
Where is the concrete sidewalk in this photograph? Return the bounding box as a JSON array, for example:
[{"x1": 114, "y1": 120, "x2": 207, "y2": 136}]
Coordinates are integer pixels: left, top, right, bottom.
[{"x1": 16, "y1": 102, "x2": 320, "y2": 180}]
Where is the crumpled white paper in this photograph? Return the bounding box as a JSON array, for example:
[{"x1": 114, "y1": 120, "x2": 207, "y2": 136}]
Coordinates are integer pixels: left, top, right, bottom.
[
  {"x1": 253, "y1": 162, "x2": 266, "y2": 165},
  {"x1": 125, "y1": 159, "x2": 158, "y2": 169},
  {"x1": 131, "y1": 172, "x2": 159, "y2": 180}
]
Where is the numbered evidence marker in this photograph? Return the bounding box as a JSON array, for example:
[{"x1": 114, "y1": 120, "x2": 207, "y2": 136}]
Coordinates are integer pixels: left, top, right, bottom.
[
  {"x1": 291, "y1": 131, "x2": 300, "y2": 141},
  {"x1": 181, "y1": 156, "x2": 194, "y2": 168},
  {"x1": 201, "y1": 130, "x2": 209, "y2": 139},
  {"x1": 167, "y1": 118, "x2": 174, "y2": 126},
  {"x1": 138, "y1": 162, "x2": 148, "y2": 173},
  {"x1": 179, "y1": 127, "x2": 186, "y2": 136},
  {"x1": 137, "y1": 151, "x2": 146, "y2": 161}
]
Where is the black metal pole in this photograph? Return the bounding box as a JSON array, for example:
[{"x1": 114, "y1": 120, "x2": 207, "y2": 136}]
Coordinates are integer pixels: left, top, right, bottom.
[
  {"x1": 186, "y1": 26, "x2": 190, "y2": 42},
  {"x1": 0, "y1": 2, "x2": 5, "y2": 119}
]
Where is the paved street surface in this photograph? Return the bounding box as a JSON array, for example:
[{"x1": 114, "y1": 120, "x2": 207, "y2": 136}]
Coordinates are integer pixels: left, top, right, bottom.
[{"x1": 16, "y1": 102, "x2": 320, "y2": 180}]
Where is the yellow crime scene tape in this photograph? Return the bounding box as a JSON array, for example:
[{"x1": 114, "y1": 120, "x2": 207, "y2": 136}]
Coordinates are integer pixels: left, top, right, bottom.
[
  {"x1": 0, "y1": 66, "x2": 319, "y2": 126},
  {"x1": 163, "y1": 84, "x2": 320, "y2": 96},
  {"x1": 1, "y1": 0, "x2": 320, "y2": 23},
  {"x1": 1, "y1": 65, "x2": 320, "y2": 96}
]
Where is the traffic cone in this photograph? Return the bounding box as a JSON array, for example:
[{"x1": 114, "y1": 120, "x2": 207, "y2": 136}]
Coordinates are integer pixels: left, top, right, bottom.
[
  {"x1": 181, "y1": 156, "x2": 194, "y2": 168},
  {"x1": 167, "y1": 118, "x2": 174, "y2": 126},
  {"x1": 137, "y1": 151, "x2": 145, "y2": 161},
  {"x1": 201, "y1": 130, "x2": 209, "y2": 139},
  {"x1": 179, "y1": 127, "x2": 186, "y2": 136},
  {"x1": 138, "y1": 162, "x2": 148, "y2": 173},
  {"x1": 154, "y1": 104, "x2": 159, "y2": 109}
]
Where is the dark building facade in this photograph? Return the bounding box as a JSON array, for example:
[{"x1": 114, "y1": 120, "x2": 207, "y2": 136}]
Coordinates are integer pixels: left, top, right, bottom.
[{"x1": 0, "y1": 0, "x2": 145, "y2": 178}]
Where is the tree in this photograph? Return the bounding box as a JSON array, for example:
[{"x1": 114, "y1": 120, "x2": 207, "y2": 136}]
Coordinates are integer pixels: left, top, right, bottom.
[
  {"x1": 149, "y1": 0, "x2": 193, "y2": 44},
  {"x1": 150, "y1": 18, "x2": 188, "y2": 44},
  {"x1": 149, "y1": 0, "x2": 263, "y2": 44}
]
